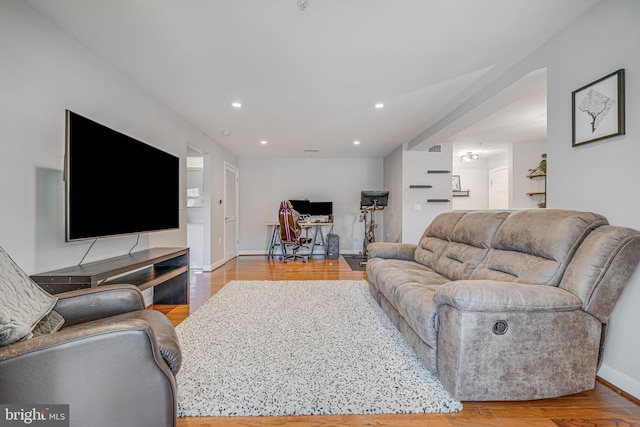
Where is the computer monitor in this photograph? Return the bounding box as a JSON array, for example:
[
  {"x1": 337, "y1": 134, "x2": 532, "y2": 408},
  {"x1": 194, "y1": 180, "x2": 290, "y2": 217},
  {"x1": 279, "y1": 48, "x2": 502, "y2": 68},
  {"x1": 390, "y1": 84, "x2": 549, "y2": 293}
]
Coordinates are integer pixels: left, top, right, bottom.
[
  {"x1": 288, "y1": 200, "x2": 333, "y2": 215},
  {"x1": 288, "y1": 199, "x2": 310, "y2": 214},
  {"x1": 360, "y1": 190, "x2": 389, "y2": 209},
  {"x1": 307, "y1": 202, "x2": 332, "y2": 215}
]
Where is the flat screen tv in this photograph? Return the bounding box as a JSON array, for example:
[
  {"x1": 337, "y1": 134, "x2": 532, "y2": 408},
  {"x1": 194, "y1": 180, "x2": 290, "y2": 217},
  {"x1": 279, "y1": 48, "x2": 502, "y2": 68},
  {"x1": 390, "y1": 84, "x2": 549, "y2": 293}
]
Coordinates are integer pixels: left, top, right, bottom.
[{"x1": 65, "y1": 110, "x2": 179, "y2": 241}]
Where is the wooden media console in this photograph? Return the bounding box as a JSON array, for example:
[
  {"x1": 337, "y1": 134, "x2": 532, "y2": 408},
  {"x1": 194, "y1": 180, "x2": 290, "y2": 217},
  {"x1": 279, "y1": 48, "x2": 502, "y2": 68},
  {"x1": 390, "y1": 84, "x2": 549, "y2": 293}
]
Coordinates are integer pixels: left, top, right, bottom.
[{"x1": 31, "y1": 247, "x2": 189, "y2": 305}]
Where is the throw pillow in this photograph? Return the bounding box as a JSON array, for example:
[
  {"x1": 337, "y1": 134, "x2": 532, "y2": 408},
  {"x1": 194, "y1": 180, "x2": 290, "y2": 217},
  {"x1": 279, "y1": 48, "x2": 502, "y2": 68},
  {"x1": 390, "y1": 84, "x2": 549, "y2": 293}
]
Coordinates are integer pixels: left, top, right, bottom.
[
  {"x1": 0, "y1": 311, "x2": 32, "y2": 345},
  {"x1": 0, "y1": 245, "x2": 62, "y2": 346}
]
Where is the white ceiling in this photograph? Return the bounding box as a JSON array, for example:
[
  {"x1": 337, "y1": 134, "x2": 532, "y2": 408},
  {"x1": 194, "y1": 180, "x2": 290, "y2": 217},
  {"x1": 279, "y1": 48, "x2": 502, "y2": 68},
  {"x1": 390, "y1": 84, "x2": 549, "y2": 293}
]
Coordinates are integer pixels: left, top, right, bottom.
[{"x1": 25, "y1": 0, "x2": 599, "y2": 159}]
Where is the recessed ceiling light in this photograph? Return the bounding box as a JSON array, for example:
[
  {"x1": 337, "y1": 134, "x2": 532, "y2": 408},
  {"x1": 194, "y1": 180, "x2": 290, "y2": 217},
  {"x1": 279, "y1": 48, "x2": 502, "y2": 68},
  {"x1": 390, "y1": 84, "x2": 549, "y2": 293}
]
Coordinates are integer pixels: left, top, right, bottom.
[
  {"x1": 221, "y1": 131, "x2": 231, "y2": 136},
  {"x1": 260, "y1": 140, "x2": 268, "y2": 145},
  {"x1": 374, "y1": 103, "x2": 384, "y2": 109},
  {"x1": 231, "y1": 102, "x2": 242, "y2": 108},
  {"x1": 353, "y1": 140, "x2": 361, "y2": 145}
]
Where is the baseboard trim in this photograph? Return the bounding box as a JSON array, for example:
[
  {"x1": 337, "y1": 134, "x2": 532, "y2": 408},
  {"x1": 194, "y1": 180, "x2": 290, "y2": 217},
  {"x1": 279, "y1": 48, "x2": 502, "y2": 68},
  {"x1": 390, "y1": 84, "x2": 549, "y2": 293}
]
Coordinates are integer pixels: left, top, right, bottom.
[{"x1": 596, "y1": 376, "x2": 640, "y2": 405}]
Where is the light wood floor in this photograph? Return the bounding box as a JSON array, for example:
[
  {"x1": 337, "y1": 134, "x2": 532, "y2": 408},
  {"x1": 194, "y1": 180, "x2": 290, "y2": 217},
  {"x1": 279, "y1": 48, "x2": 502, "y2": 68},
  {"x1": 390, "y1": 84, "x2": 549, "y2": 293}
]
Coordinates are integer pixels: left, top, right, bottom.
[{"x1": 155, "y1": 255, "x2": 640, "y2": 427}]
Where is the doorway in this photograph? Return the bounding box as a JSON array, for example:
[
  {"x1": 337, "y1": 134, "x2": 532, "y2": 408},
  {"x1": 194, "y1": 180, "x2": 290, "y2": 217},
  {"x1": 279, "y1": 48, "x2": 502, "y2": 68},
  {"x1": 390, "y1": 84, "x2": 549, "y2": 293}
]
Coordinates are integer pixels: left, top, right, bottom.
[{"x1": 186, "y1": 148, "x2": 208, "y2": 271}]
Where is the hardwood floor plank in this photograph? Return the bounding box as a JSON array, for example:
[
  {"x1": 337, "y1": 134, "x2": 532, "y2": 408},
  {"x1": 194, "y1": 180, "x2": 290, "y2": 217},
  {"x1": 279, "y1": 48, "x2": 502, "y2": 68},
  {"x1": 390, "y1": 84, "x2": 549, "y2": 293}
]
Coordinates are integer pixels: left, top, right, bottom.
[{"x1": 152, "y1": 255, "x2": 640, "y2": 427}]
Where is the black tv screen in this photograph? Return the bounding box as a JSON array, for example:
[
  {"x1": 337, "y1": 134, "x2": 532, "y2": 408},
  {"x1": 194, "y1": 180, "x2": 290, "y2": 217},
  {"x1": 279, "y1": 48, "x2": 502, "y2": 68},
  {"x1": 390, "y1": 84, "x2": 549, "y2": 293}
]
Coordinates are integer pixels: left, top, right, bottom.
[{"x1": 65, "y1": 110, "x2": 179, "y2": 241}]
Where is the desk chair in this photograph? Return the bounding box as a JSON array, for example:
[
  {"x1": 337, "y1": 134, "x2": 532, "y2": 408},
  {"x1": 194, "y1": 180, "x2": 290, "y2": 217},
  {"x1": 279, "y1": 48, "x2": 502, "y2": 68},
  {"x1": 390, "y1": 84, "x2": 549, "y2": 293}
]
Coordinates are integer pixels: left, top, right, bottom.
[{"x1": 278, "y1": 200, "x2": 311, "y2": 263}]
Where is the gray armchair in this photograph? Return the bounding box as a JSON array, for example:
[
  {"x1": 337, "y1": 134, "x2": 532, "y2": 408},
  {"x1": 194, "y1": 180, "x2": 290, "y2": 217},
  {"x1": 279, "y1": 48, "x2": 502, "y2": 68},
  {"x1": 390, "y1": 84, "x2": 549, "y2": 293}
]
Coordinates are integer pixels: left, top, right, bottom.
[{"x1": 0, "y1": 246, "x2": 181, "y2": 427}]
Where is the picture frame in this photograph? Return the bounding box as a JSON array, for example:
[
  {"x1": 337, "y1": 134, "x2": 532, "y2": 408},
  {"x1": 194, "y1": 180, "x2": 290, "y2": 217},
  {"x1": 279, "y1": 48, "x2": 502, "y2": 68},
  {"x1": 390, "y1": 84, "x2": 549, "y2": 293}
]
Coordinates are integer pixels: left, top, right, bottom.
[
  {"x1": 452, "y1": 175, "x2": 461, "y2": 192},
  {"x1": 572, "y1": 69, "x2": 625, "y2": 147}
]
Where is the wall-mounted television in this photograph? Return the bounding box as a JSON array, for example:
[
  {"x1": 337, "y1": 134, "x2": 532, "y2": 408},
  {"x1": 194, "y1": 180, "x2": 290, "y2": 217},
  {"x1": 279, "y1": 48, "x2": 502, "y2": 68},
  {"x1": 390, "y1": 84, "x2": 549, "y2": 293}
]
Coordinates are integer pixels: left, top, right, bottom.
[{"x1": 65, "y1": 110, "x2": 179, "y2": 241}]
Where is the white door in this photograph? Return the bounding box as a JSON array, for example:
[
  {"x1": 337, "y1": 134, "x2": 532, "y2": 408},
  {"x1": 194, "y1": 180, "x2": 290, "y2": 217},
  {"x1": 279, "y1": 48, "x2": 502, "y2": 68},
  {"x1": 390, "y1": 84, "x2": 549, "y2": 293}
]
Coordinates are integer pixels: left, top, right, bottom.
[
  {"x1": 224, "y1": 162, "x2": 239, "y2": 261},
  {"x1": 489, "y1": 167, "x2": 509, "y2": 209}
]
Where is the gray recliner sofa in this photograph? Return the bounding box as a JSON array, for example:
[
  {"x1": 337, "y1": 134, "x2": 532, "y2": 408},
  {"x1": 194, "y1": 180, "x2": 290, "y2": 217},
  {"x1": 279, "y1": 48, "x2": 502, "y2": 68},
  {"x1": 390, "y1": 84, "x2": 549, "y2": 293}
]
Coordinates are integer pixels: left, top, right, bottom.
[
  {"x1": 0, "y1": 245, "x2": 181, "y2": 427},
  {"x1": 366, "y1": 209, "x2": 640, "y2": 400}
]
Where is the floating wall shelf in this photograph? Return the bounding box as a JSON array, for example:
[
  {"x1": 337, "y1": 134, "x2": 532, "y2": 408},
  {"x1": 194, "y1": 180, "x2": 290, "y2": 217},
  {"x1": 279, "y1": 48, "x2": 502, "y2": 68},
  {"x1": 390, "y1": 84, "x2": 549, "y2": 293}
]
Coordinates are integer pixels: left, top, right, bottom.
[
  {"x1": 427, "y1": 170, "x2": 451, "y2": 174},
  {"x1": 409, "y1": 185, "x2": 433, "y2": 188},
  {"x1": 526, "y1": 172, "x2": 547, "y2": 208}
]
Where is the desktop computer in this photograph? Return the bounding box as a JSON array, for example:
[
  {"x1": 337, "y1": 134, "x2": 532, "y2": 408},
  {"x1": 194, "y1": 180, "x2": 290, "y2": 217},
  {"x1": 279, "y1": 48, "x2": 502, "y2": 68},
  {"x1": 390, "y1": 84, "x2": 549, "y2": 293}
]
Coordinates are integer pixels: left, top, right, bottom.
[{"x1": 326, "y1": 233, "x2": 339, "y2": 259}]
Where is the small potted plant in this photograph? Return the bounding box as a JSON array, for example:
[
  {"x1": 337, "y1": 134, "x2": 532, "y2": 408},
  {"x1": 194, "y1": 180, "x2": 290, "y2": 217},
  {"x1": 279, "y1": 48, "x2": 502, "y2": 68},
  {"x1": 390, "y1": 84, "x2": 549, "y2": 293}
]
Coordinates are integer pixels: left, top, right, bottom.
[{"x1": 528, "y1": 153, "x2": 547, "y2": 176}]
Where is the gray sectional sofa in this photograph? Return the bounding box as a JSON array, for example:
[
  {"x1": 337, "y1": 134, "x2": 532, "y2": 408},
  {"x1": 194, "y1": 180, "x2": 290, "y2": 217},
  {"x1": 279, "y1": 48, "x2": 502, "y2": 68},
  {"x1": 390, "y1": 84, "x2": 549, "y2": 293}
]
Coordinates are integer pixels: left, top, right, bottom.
[{"x1": 366, "y1": 209, "x2": 640, "y2": 400}]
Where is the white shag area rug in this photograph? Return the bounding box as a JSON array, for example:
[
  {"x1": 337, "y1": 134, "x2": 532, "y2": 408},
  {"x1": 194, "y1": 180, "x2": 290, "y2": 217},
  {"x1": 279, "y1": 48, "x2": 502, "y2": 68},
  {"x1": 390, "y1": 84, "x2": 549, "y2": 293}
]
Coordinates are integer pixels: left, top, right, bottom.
[{"x1": 175, "y1": 280, "x2": 463, "y2": 417}]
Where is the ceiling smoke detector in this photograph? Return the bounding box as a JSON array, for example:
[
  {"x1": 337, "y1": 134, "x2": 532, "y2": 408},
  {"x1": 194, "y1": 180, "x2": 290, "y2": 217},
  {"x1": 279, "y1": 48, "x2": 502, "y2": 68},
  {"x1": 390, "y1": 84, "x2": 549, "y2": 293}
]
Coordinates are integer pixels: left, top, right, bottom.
[{"x1": 297, "y1": 0, "x2": 309, "y2": 11}]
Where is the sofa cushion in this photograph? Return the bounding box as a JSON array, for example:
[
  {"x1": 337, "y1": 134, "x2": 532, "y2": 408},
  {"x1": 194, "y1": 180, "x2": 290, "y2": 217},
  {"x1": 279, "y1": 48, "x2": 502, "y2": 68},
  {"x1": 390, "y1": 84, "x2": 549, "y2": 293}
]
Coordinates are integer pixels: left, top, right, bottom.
[
  {"x1": 414, "y1": 211, "x2": 466, "y2": 269},
  {"x1": 470, "y1": 210, "x2": 608, "y2": 286},
  {"x1": 369, "y1": 259, "x2": 449, "y2": 307},
  {"x1": 434, "y1": 211, "x2": 510, "y2": 280},
  {"x1": 0, "y1": 246, "x2": 62, "y2": 346}
]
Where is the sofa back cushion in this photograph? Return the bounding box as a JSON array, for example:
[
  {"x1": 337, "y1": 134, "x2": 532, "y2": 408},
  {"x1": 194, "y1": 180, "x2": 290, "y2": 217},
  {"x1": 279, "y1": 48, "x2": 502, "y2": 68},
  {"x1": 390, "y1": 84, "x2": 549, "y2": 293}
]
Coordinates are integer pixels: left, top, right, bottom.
[
  {"x1": 434, "y1": 211, "x2": 510, "y2": 280},
  {"x1": 470, "y1": 210, "x2": 608, "y2": 286},
  {"x1": 414, "y1": 211, "x2": 466, "y2": 269}
]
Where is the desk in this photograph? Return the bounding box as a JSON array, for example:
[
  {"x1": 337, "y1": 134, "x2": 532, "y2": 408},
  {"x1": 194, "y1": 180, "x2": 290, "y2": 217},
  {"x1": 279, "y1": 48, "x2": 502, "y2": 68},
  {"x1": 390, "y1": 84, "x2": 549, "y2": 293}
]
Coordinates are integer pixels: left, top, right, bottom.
[{"x1": 266, "y1": 222, "x2": 333, "y2": 260}]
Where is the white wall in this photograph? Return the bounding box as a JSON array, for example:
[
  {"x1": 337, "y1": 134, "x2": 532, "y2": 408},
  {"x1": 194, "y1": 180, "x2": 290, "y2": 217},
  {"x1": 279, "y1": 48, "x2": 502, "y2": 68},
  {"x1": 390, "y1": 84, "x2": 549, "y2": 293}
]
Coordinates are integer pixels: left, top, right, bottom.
[
  {"x1": 511, "y1": 141, "x2": 547, "y2": 209},
  {"x1": 402, "y1": 144, "x2": 453, "y2": 244},
  {"x1": 383, "y1": 145, "x2": 404, "y2": 243},
  {"x1": 0, "y1": 0, "x2": 237, "y2": 273},
  {"x1": 544, "y1": 0, "x2": 640, "y2": 398},
  {"x1": 238, "y1": 157, "x2": 383, "y2": 255}
]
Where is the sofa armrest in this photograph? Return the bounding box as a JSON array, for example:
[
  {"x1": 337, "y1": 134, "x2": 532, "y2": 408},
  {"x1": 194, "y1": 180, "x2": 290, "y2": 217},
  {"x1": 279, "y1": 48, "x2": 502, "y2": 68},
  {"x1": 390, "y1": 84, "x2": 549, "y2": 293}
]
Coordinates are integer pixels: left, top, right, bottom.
[
  {"x1": 434, "y1": 280, "x2": 583, "y2": 313},
  {"x1": 54, "y1": 284, "x2": 146, "y2": 327},
  {"x1": 368, "y1": 242, "x2": 417, "y2": 261}
]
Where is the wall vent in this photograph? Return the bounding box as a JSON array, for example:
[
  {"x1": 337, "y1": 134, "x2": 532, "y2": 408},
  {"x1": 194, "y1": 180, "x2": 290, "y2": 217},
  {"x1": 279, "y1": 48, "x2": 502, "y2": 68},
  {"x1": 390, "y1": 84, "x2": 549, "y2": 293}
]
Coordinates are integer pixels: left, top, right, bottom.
[{"x1": 427, "y1": 144, "x2": 442, "y2": 154}]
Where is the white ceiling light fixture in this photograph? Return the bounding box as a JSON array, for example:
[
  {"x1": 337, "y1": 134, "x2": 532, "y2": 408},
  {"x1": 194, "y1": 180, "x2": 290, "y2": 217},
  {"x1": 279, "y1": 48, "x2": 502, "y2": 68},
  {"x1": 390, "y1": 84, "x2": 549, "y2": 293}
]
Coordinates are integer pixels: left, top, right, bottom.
[
  {"x1": 461, "y1": 151, "x2": 479, "y2": 162},
  {"x1": 260, "y1": 140, "x2": 268, "y2": 145},
  {"x1": 353, "y1": 140, "x2": 361, "y2": 145},
  {"x1": 374, "y1": 103, "x2": 384, "y2": 109},
  {"x1": 231, "y1": 102, "x2": 242, "y2": 108},
  {"x1": 297, "y1": 0, "x2": 309, "y2": 11}
]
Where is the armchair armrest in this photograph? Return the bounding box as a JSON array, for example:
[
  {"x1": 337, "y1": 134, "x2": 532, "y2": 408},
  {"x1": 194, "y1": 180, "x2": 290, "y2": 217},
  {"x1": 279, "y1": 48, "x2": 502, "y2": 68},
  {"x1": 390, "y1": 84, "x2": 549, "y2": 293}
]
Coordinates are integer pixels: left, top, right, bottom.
[
  {"x1": 54, "y1": 284, "x2": 145, "y2": 327},
  {"x1": 0, "y1": 318, "x2": 176, "y2": 427},
  {"x1": 434, "y1": 280, "x2": 583, "y2": 313},
  {"x1": 367, "y1": 242, "x2": 417, "y2": 261}
]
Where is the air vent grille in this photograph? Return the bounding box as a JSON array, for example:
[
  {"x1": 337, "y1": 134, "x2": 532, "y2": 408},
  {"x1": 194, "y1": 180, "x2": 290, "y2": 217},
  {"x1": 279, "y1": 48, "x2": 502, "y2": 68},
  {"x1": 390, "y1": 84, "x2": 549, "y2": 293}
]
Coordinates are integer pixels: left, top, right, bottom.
[{"x1": 427, "y1": 144, "x2": 442, "y2": 154}]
